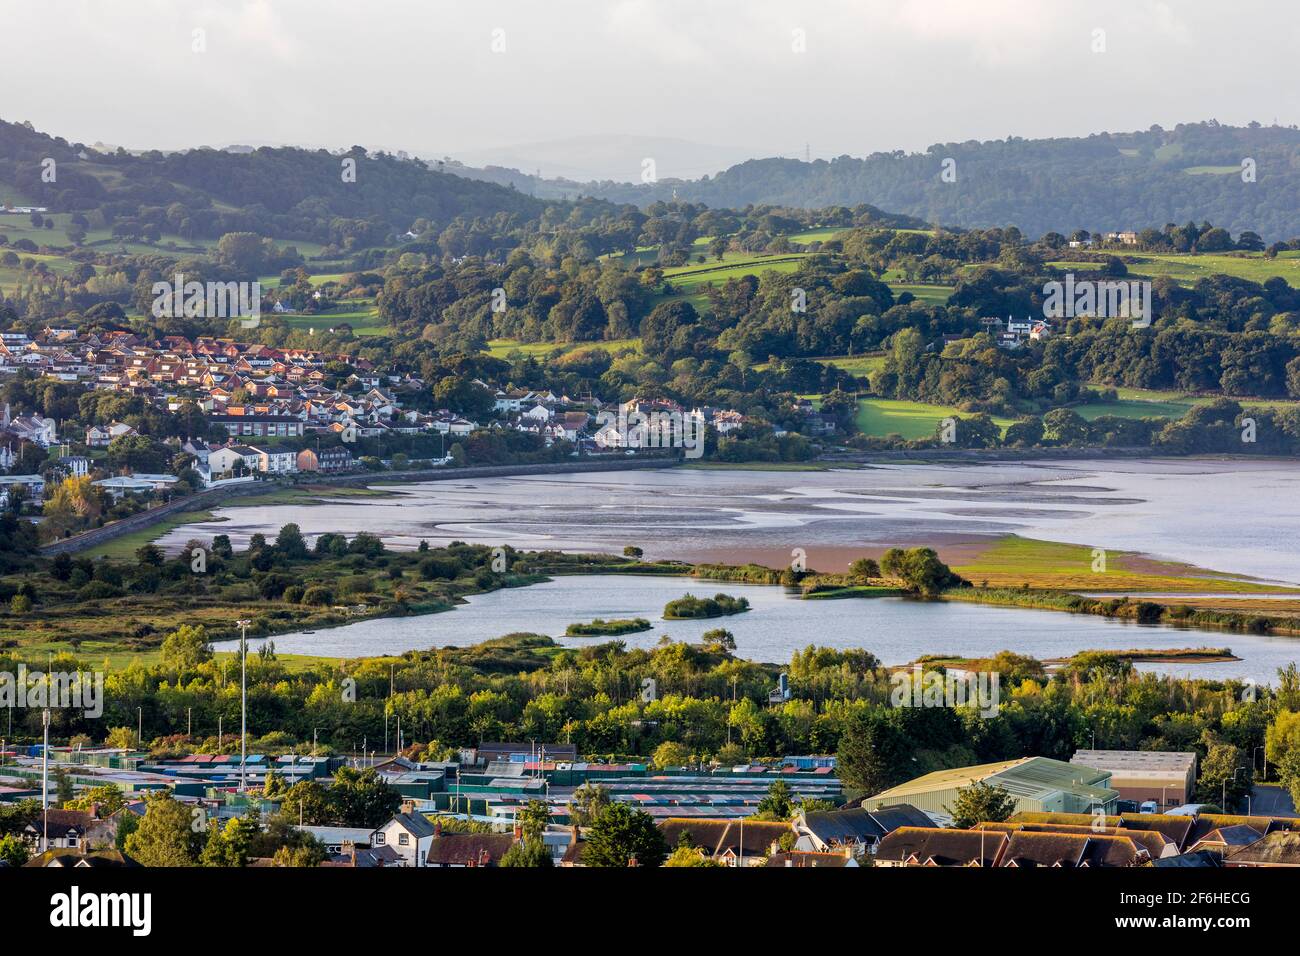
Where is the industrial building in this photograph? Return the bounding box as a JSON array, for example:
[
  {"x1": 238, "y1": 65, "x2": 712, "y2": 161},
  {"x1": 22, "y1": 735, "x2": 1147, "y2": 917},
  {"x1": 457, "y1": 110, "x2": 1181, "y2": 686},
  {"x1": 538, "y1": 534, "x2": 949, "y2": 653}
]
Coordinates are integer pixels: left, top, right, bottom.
[
  {"x1": 1068, "y1": 750, "x2": 1196, "y2": 810},
  {"x1": 862, "y1": 756, "x2": 1119, "y2": 822}
]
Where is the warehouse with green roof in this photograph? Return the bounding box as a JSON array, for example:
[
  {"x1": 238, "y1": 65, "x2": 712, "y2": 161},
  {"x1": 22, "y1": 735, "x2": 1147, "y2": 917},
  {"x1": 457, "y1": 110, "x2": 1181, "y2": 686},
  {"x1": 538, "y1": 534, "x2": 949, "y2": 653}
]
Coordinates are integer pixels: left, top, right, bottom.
[{"x1": 861, "y1": 757, "x2": 1118, "y2": 823}]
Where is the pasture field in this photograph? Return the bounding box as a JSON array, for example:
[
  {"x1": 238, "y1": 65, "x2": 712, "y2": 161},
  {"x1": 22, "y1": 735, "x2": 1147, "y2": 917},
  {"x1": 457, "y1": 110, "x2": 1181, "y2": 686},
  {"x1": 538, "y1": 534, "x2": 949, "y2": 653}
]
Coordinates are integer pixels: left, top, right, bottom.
[
  {"x1": 487, "y1": 337, "x2": 641, "y2": 359},
  {"x1": 1048, "y1": 251, "x2": 1300, "y2": 287},
  {"x1": 278, "y1": 298, "x2": 388, "y2": 336},
  {"x1": 854, "y1": 397, "x2": 1016, "y2": 439},
  {"x1": 1071, "y1": 397, "x2": 1195, "y2": 421},
  {"x1": 952, "y1": 534, "x2": 1289, "y2": 593},
  {"x1": 889, "y1": 281, "x2": 953, "y2": 305}
]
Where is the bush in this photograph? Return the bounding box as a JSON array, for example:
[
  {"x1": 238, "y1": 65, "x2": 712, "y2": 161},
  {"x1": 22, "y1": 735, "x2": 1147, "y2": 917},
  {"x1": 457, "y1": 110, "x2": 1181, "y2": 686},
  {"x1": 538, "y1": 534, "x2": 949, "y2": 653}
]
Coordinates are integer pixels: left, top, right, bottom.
[
  {"x1": 282, "y1": 585, "x2": 305, "y2": 604},
  {"x1": 419, "y1": 557, "x2": 460, "y2": 581},
  {"x1": 77, "y1": 581, "x2": 124, "y2": 601},
  {"x1": 301, "y1": 586, "x2": 334, "y2": 606}
]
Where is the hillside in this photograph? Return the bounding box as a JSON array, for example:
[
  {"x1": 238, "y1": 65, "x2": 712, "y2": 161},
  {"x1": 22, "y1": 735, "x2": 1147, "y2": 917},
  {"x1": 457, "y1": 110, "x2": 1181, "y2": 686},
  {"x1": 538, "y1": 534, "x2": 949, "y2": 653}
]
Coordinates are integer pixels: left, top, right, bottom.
[
  {"x1": 0, "y1": 118, "x2": 546, "y2": 244},
  {"x1": 567, "y1": 122, "x2": 1300, "y2": 242}
]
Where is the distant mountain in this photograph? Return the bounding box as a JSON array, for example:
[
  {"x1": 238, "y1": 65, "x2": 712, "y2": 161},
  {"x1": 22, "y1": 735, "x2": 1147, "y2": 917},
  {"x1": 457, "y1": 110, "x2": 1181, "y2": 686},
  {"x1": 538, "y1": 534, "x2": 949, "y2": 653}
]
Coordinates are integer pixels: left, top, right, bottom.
[
  {"x1": 449, "y1": 134, "x2": 766, "y2": 185},
  {"x1": 565, "y1": 122, "x2": 1300, "y2": 242}
]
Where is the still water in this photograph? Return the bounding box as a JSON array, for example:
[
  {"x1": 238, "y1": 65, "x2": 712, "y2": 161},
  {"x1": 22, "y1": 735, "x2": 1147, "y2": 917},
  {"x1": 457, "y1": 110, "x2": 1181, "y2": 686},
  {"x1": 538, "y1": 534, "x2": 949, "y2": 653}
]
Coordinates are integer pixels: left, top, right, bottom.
[
  {"x1": 161, "y1": 458, "x2": 1300, "y2": 584},
  {"x1": 219, "y1": 574, "x2": 1300, "y2": 684}
]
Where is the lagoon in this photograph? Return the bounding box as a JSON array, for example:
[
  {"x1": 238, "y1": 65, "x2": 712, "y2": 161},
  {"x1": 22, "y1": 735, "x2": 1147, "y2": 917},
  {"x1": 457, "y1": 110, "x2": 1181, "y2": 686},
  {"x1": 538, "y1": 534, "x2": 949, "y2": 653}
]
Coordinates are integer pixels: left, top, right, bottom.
[{"x1": 220, "y1": 574, "x2": 1299, "y2": 684}]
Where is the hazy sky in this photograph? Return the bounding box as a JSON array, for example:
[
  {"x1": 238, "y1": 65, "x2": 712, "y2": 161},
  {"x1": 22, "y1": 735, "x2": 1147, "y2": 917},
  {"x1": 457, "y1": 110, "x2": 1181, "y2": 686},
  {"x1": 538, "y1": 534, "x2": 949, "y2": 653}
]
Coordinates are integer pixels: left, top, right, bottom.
[{"x1": 4, "y1": 0, "x2": 1296, "y2": 178}]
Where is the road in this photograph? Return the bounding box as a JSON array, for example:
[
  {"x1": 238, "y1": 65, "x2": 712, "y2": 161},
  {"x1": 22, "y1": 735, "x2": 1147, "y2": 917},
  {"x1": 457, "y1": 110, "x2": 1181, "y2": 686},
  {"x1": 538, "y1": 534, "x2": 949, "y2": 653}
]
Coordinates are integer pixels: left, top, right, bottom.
[{"x1": 1250, "y1": 784, "x2": 1298, "y2": 818}]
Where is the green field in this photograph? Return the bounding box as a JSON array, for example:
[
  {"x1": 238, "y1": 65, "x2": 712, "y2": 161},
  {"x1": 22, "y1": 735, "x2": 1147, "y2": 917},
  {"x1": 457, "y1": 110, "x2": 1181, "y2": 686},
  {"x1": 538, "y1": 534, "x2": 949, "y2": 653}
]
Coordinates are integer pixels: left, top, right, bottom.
[
  {"x1": 487, "y1": 337, "x2": 641, "y2": 359},
  {"x1": 855, "y1": 398, "x2": 1017, "y2": 439},
  {"x1": 953, "y1": 534, "x2": 1289, "y2": 593},
  {"x1": 1048, "y1": 251, "x2": 1300, "y2": 288},
  {"x1": 1074, "y1": 386, "x2": 1299, "y2": 421},
  {"x1": 890, "y1": 282, "x2": 953, "y2": 305},
  {"x1": 1072, "y1": 398, "x2": 1195, "y2": 421},
  {"x1": 279, "y1": 298, "x2": 387, "y2": 336}
]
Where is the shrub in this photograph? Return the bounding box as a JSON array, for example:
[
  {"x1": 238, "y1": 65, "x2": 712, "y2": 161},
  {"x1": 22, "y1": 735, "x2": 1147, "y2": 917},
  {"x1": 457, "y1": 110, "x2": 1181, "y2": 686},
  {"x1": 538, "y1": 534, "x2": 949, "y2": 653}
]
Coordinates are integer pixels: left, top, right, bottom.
[
  {"x1": 77, "y1": 581, "x2": 124, "y2": 601},
  {"x1": 301, "y1": 586, "x2": 334, "y2": 606}
]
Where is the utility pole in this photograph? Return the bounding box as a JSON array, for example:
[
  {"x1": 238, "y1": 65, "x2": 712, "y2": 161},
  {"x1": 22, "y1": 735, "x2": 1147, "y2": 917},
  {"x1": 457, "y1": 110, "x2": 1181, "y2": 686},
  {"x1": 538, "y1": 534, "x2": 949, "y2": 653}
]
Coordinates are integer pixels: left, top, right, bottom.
[
  {"x1": 137, "y1": 707, "x2": 142, "y2": 748},
  {"x1": 237, "y1": 619, "x2": 251, "y2": 792},
  {"x1": 187, "y1": 707, "x2": 192, "y2": 739},
  {"x1": 218, "y1": 716, "x2": 222, "y2": 753},
  {"x1": 41, "y1": 710, "x2": 50, "y2": 854}
]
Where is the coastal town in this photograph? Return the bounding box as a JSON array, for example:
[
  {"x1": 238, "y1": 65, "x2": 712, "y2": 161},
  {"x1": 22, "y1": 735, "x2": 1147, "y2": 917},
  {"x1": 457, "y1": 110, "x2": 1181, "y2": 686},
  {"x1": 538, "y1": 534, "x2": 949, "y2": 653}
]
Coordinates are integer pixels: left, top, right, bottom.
[{"x1": 1, "y1": 326, "x2": 748, "y2": 517}]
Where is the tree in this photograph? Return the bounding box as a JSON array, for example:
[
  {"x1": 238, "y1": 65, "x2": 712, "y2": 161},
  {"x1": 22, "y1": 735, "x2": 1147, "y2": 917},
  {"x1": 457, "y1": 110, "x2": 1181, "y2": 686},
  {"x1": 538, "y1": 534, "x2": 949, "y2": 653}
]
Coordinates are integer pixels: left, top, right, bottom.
[
  {"x1": 1265, "y1": 710, "x2": 1300, "y2": 772},
  {"x1": 836, "y1": 713, "x2": 907, "y2": 796},
  {"x1": 124, "y1": 792, "x2": 202, "y2": 866},
  {"x1": 275, "y1": 522, "x2": 308, "y2": 559},
  {"x1": 652, "y1": 741, "x2": 691, "y2": 769},
  {"x1": 754, "y1": 779, "x2": 794, "y2": 821},
  {"x1": 200, "y1": 815, "x2": 258, "y2": 867},
  {"x1": 622, "y1": 545, "x2": 643, "y2": 559},
  {"x1": 663, "y1": 844, "x2": 722, "y2": 867},
  {"x1": 567, "y1": 783, "x2": 611, "y2": 827},
  {"x1": 517, "y1": 799, "x2": 551, "y2": 842},
  {"x1": 40, "y1": 475, "x2": 106, "y2": 538},
  {"x1": 947, "y1": 781, "x2": 1017, "y2": 828},
  {"x1": 0, "y1": 833, "x2": 29, "y2": 867},
  {"x1": 1197, "y1": 742, "x2": 1253, "y2": 811},
  {"x1": 65, "y1": 784, "x2": 127, "y2": 817},
  {"x1": 848, "y1": 557, "x2": 880, "y2": 583},
  {"x1": 880, "y1": 547, "x2": 965, "y2": 596},
  {"x1": 160, "y1": 624, "x2": 212, "y2": 670},
  {"x1": 135, "y1": 544, "x2": 164, "y2": 567},
  {"x1": 278, "y1": 780, "x2": 335, "y2": 826},
  {"x1": 582, "y1": 802, "x2": 666, "y2": 867},
  {"x1": 329, "y1": 767, "x2": 401, "y2": 827},
  {"x1": 500, "y1": 837, "x2": 553, "y2": 867}
]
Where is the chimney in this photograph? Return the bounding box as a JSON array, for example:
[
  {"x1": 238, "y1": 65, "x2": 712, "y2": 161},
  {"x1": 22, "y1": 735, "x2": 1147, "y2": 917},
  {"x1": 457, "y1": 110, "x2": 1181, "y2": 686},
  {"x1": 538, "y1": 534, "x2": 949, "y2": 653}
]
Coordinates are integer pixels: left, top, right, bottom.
[
  {"x1": 785, "y1": 857, "x2": 793, "y2": 867},
  {"x1": 513, "y1": 824, "x2": 523, "y2": 842},
  {"x1": 627, "y1": 856, "x2": 638, "y2": 867},
  {"x1": 400, "y1": 799, "x2": 415, "y2": 815},
  {"x1": 433, "y1": 819, "x2": 442, "y2": 837}
]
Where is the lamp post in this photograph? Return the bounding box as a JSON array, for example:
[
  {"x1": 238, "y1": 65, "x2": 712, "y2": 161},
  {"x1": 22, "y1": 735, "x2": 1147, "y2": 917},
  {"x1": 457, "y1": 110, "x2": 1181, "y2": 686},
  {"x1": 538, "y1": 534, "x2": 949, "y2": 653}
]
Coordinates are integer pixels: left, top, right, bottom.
[
  {"x1": 1254, "y1": 745, "x2": 1267, "y2": 781},
  {"x1": 237, "y1": 619, "x2": 251, "y2": 792},
  {"x1": 1223, "y1": 766, "x2": 1247, "y2": 813}
]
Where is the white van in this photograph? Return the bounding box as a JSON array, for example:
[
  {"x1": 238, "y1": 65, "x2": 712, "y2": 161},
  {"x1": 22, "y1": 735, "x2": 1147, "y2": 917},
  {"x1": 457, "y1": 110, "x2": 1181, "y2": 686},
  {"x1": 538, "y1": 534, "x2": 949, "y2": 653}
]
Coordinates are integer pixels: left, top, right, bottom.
[{"x1": 1139, "y1": 800, "x2": 1159, "y2": 814}]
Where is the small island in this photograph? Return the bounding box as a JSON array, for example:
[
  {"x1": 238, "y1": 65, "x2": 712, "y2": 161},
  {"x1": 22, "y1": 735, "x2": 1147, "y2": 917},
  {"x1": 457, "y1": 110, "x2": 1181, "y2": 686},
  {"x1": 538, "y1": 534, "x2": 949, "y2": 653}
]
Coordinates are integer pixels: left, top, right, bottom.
[
  {"x1": 565, "y1": 617, "x2": 653, "y2": 636},
  {"x1": 663, "y1": 592, "x2": 751, "y2": 619}
]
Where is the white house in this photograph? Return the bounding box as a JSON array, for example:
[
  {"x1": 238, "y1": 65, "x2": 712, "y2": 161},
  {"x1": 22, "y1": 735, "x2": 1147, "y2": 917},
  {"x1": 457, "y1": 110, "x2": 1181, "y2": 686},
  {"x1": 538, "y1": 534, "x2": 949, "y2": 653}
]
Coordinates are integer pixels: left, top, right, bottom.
[
  {"x1": 208, "y1": 445, "x2": 261, "y2": 477},
  {"x1": 2, "y1": 404, "x2": 56, "y2": 447},
  {"x1": 248, "y1": 446, "x2": 297, "y2": 474},
  {"x1": 85, "y1": 421, "x2": 137, "y2": 448},
  {"x1": 370, "y1": 809, "x2": 436, "y2": 867},
  {"x1": 59, "y1": 456, "x2": 91, "y2": 478}
]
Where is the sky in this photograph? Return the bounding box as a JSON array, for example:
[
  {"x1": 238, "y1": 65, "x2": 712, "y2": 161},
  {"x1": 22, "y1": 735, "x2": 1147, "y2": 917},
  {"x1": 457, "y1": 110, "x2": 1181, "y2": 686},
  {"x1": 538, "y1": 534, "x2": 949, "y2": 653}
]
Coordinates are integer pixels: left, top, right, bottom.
[{"x1": 3, "y1": 0, "x2": 1297, "y2": 181}]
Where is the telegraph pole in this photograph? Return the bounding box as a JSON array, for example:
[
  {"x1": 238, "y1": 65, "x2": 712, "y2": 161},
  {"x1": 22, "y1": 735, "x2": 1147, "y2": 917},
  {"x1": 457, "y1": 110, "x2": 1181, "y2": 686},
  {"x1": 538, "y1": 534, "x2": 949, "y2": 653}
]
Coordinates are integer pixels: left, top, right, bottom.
[
  {"x1": 237, "y1": 619, "x2": 251, "y2": 791},
  {"x1": 41, "y1": 710, "x2": 50, "y2": 854}
]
